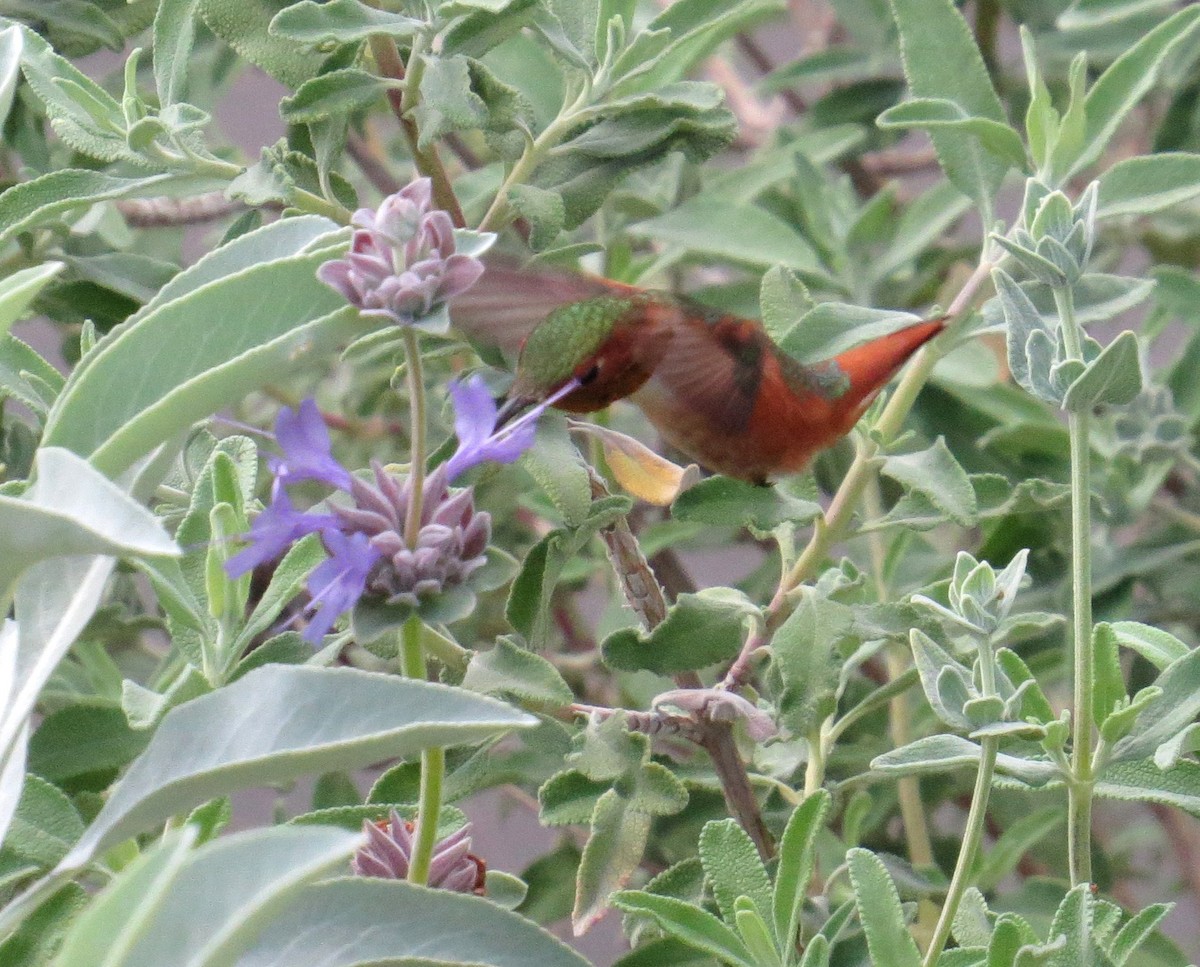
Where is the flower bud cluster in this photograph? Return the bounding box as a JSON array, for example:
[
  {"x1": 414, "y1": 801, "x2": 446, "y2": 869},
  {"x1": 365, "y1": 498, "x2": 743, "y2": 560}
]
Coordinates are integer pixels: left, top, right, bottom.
[
  {"x1": 334, "y1": 463, "x2": 491, "y2": 609},
  {"x1": 994, "y1": 179, "x2": 1097, "y2": 289},
  {"x1": 913, "y1": 550, "x2": 1029, "y2": 638},
  {"x1": 353, "y1": 810, "x2": 486, "y2": 894},
  {"x1": 318, "y1": 178, "x2": 484, "y2": 325}
]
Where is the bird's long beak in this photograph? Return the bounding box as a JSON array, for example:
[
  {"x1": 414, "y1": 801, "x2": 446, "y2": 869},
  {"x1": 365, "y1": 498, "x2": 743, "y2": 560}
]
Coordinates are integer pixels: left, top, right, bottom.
[{"x1": 493, "y1": 394, "x2": 537, "y2": 430}]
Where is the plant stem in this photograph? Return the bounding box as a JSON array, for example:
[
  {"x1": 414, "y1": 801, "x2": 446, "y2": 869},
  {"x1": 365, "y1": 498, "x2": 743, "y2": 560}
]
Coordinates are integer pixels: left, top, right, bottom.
[
  {"x1": 400, "y1": 614, "x2": 444, "y2": 885},
  {"x1": 366, "y1": 31, "x2": 466, "y2": 227},
  {"x1": 586, "y1": 469, "x2": 774, "y2": 859},
  {"x1": 401, "y1": 326, "x2": 427, "y2": 550},
  {"x1": 921, "y1": 735, "x2": 999, "y2": 966},
  {"x1": 477, "y1": 86, "x2": 590, "y2": 233},
  {"x1": 1056, "y1": 283, "x2": 1094, "y2": 886}
]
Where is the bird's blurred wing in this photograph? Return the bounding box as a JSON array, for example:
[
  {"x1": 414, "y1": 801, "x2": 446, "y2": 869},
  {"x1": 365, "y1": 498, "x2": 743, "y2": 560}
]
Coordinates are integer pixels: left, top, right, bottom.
[{"x1": 449, "y1": 256, "x2": 634, "y2": 354}]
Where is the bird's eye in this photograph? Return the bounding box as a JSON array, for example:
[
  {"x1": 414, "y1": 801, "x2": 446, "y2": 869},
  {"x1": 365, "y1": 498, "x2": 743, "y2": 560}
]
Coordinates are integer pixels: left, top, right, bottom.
[{"x1": 578, "y1": 362, "x2": 601, "y2": 385}]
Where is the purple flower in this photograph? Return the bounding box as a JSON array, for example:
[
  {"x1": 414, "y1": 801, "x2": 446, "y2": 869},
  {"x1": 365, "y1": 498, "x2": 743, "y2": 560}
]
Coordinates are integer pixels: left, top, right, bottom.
[
  {"x1": 317, "y1": 178, "x2": 485, "y2": 326},
  {"x1": 444, "y1": 374, "x2": 581, "y2": 481},
  {"x1": 269, "y1": 398, "x2": 354, "y2": 491},
  {"x1": 302, "y1": 530, "x2": 381, "y2": 643},
  {"x1": 353, "y1": 810, "x2": 486, "y2": 894},
  {"x1": 225, "y1": 483, "x2": 337, "y2": 580}
]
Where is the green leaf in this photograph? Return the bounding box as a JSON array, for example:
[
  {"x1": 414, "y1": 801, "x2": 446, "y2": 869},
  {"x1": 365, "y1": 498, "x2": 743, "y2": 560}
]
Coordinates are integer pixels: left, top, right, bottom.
[
  {"x1": 269, "y1": 0, "x2": 422, "y2": 43},
  {"x1": 631, "y1": 199, "x2": 823, "y2": 275},
  {"x1": 772, "y1": 790, "x2": 830, "y2": 951},
  {"x1": 56, "y1": 666, "x2": 535, "y2": 871},
  {"x1": 772, "y1": 589, "x2": 855, "y2": 736},
  {"x1": 573, "y1": 789, "x2": 653, "y2": 935},
  {"x1": 971, "y1": 807, "x2": 1062, "y2": 892},
  {"x1": 1096, "y1": 153, "x2": 1200, "y2": 218},
  {"x1": 0, "y1": 24, "x2": 21, "y2": 128},
  {"x1": 880, "y1": 438, "x2": 976, "y2": 526},
  {"x1": 2, "y1": 775, "x2": 83, "y2": 868},
  {"x1": 15, "y1": 26, "x2": 138, "y2": 163},
  {"x1": 0, "y1": 263, "x2": 63, "y2": 339},
  {"x1": 847, "y1": 848, "x2": 922, "y2": 967},
  {"x1": 0, "y1": 171, "x2": 222, "y2": 248},
  {"x1": 28, "y1": 706, "x2": 148, "y2": 785},
  {"x1": 872, "y1": 734, "x2": 1059, "y2": 785},
  {"x1": 1072, "y1": 6, "x2": 1200, "y2": 176},
  {"x1": 877, "y1": 98, "x2": 1028, "y2": 170},
  {"x1": 872, "y1": 179, "x2": 973, "y2": 282},
  {"x1": 992, "y1": 268, "x2": 1056, "y2": 405},
  {"x1": 1109, "y1": 903, "x2": 1172, "y2": 966},
  {"x1": 698, "y1": 819, "x2": 773, "y2": 927},
  {"x1": 909, "y1": 629, "x2": 972, "y2": 729},
  {"x1": 42, "y1": 230, "x2": 359, "y2": 477},
  {"x1": 671, "y1": 476, "x2": 820, "y2": 531},
  {"x1": 462, "y1": 637, "x2": 573, "y2": 707},
  {"x1": 0, "y1": 883, "x2": 85, "y2": 967},
  {"x1": 612, "y1": 890, "x2": 756, "y2": 967},
  {"x1": 887, "y1": 0, "x2": 1006, "y2": 213},
  {"x1": 239, "y1": 876, "x2": 590, "y2": 966},
  {"x1": 1097, "y1": 759, "x2": 1200, "y2": 816},
  {"x1": 1061, "y1": 330, "x2": 1143, "y2": 412},
  {"x1": 197, "y1": 0, "x2": 327, "y2": 87},
  {"x1": 758, "y1": 265, "x2": 813, "y2": 345},
  {"x1": 0, "y1": 447, "x2": 177, "y2": 593},
  {"x1": 280, "y1": 68, "x2": 393, "y2": 124},
  {"x1": 52, "y1": 827, "x2": 197, "y2": 967},
  {"x1": 509, "y1": 184, "x2": 566, "y2": 251},
  {"x1": 1109, "y1": 644, "x2": 1200, "y2": 762},
  {"x1": 1092, "y1": 623, "x2": 1126, "y2": 727},
  {"x1": 413, "y1": 54, "x2": 489, "y2": 150},
  {"x1": 229, "y1": 533, "x2": 324, "y2": 660},
  {"x1": 153, "y1": 0, "x2": 200, "y2": 106},
  {"x1": 601, "y1": 589, "x2": 756, "y2": 674},
  {"x1": 1106, "y1": 621, "x2": 1189, "y2": 670},
  {"x1": 610, "y1": 0, "x2": 784, "y2": 95},
  {"x1": 519, "y1": 412, "x2": 591, "y2": 527},
  {"x1": 539, "y1": 770, "x2": 610, "y2": 826},
  {"x1": 55, "y1": 825, "x2": 360, "y2": 967}
]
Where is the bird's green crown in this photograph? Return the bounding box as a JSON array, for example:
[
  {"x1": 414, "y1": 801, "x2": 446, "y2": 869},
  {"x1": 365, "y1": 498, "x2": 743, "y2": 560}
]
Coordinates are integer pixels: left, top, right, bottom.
[{"x1": 516, "y1": 296, "x2": 635, "y2": 393}]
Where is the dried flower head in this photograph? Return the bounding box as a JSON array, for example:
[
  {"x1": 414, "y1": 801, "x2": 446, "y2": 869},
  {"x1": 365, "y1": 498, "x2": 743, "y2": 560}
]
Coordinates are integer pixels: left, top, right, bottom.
[
  {"x1": 317, "y1": 178, "x2": 484, "y2": 325},
  {"x1": 353, "y1": 810, "x2": 486, "y2": 894}
]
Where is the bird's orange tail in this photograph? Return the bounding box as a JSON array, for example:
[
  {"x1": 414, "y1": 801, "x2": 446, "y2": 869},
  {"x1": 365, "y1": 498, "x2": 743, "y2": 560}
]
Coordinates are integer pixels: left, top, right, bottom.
[{"x1": 833, "y1": 318, "x2": 945, "y2": 401}]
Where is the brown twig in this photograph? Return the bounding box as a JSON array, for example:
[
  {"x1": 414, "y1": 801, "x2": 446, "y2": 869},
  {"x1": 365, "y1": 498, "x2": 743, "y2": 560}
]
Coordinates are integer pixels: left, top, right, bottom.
[
  {"x1": 117, "y1": 193, "x2": 249, "y2": 227},
  {"x1": 587, "y1": 468, "x2": 775, "y2": 860},
  {"x1": 346, "y1": 129, "x2": 404, "y2": 197},
  {"x1": 367, "y1": 36, "x2": 467, "y2": 228}
]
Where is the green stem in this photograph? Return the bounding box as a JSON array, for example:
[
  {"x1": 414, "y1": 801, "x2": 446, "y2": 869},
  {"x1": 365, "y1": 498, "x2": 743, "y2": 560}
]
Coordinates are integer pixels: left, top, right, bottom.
[
  {"x1": 190, "y1": 155, "x2": 352, "y2": 223},
  {"x1": 401, "y1": 326, "x2": 427, "y2": 550},
  {"x1": 921, "y1": 735, "x2": 1000, "y2": 967},
  {"x1": 862, "y1": 481, "x2": 936, "y2": 914},
  {"x1": 477, "y1": 85, "x2": 591, "y2": 233},
  {"x1": 400, "y1": 615, "x2": 444, "y2": 886},
  {"x1": 1056, "y1": 284, "x2": 1094, "y2": 886}
]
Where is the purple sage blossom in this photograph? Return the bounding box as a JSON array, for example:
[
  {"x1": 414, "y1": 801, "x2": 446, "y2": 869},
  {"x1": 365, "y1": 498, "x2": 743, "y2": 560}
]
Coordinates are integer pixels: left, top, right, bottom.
[
  {"x1": 269, "y1": 398, "x2": 354, "y2": 491},
  {"x1": 317, "y1": 178, "x2": 485, "y2": 325},
  {"x1": 225, "y1": 483, "x2": 337, "y2": 580},
  {"x1": 444, "y1": 374, "x2": 581, "y2": 481},
  {"x1": 302, "y1": 530, "x2": 381, "y2": 643},
  {"x1": 353, "y1": 809, "x2": 486, "y2": 894}
]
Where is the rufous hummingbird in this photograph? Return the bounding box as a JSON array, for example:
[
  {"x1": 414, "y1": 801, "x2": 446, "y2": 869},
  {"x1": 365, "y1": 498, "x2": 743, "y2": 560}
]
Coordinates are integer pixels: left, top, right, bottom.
[{"x1": 451, "y1": 260, "x2": 943, "y2": 484}]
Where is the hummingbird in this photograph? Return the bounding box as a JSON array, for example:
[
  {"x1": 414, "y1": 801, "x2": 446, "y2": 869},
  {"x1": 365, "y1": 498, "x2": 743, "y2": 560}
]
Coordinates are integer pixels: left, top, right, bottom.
[{"x1": 451, "y1": 260, "x2": 943, "y2": 484}]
